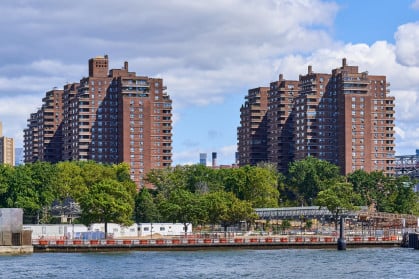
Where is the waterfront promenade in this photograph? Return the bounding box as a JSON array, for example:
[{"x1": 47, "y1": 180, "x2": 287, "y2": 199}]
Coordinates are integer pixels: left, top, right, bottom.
[{"x1": 33, "y1": 235, "x2": 401, "y2": 252}]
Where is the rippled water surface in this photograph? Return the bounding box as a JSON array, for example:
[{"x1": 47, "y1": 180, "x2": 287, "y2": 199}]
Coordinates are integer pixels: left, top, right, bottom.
[{"x1": 0, "y1": 248, "x2": 418, "y2": 278}]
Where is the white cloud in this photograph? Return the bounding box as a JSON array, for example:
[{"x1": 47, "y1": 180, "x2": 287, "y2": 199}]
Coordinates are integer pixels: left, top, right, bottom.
[
  {"x1": 411, "y1": 0, "x2": 419, "y2": 10},
  {"x1": 395, "y1": 22, "x2": 419, "y2": 66}
]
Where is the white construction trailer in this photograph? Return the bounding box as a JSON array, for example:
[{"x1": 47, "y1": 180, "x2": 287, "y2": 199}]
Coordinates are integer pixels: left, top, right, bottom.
[
  {"x1": 23, "y1": 224, "x2": 88, "y2": 240},
  {"x1": 89, "y1": 223, "x2": 138, "y2": 238},
  {"x1": 138, "y1": 223, "x2": 192, "y2": 237}
]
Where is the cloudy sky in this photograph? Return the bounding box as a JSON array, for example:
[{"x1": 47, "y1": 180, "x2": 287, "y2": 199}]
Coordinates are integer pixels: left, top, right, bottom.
[{"x1": 1, "y1": 0, "x2": 419, "y2": 165}]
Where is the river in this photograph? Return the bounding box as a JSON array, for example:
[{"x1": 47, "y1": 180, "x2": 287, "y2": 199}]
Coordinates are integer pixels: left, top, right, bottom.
[{"x1": 0, "y1": 248, "x2": 417, "y2": 278}]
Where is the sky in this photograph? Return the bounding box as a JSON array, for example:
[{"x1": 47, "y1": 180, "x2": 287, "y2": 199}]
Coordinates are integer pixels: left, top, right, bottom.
[{"x1": 1, "y1": 0, "x2": 419, "y2": 166}]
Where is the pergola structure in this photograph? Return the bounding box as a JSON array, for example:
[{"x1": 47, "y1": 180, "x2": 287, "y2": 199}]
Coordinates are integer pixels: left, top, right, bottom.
[{"x1": 255, "y1": 206, "x2": 362, "y2": 221}]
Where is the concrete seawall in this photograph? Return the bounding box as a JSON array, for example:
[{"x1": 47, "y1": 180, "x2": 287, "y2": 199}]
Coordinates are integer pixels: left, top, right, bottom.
[
  {"x1": 0, "y1": 246, "x2": 34, "y2": 254},
  {"x1": 33, "y1": 237, "x2": 401, "y2": 253}
]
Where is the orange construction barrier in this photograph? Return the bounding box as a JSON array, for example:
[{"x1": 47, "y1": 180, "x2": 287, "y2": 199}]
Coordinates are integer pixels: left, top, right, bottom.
[
  {"x1": 139, "y1": 239, "x2": 148, "y2": 245},
  {"x1": 280, "y1": 237, "x2": 288, "y2": 243},
  {"x1": 219, "y1": 238, "x2": 227, "y2": 243},
  {"x1": 250, "y1": 238, "x2": 258, "y2": 243},
  {"x1": 295, "y1": 237, "x2": 303, "y2": 243},
  {"x1": 90, "y1": 240, "x2": 99, "y2": 245},
  {"x1": 122, "y1": 240, "x2": 132, "y2": 245},
  {"x1": 39, "y1": 240, "x2": 49, "y2": 245}
]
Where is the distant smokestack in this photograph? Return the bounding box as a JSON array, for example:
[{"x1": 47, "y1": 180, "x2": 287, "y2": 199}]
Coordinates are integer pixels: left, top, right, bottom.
[
  {"x1": 342, "y1": 58, "x2": 347, "y2": 67},
  {"x1": 308, "y1": 65, "x2": 312, "y2": 74},
  {"x1": 279, "y1": 74, "x2": 283, "y2": 81},
  {"x1": 212, "y1": 152, "x2": 217, "y2": 168},
  {"x1": 124, "y1": 61, "x2": 128, "y2": 70}
]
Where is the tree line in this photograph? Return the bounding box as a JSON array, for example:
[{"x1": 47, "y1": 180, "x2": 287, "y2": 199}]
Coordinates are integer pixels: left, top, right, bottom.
[{"x1": 0, "y1": 157, "x2": 418, "y2": 232}]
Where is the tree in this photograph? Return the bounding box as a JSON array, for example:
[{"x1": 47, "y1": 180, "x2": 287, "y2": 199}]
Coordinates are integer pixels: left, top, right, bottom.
[
  {"x1": 0, "y1": 164, "x2": 13, "y2": 206},
  {"x1": 244, "y1": 164, "x2": 279, "y2": 208},
  {"x1": 202, "y1": 191, "x2": 232, "y2": 229},
  {"x1": 158, "y1": 189, "x2": 207, "y2": 235},
  {"x1": 211, "y1": 191, "x2": 257, "y2": 234},
  {"x1": 220, "y1": 165, "x2": 279, "y2": 207},
  {"x1": 287, "y1": 156, "x2": 343, "y2": 205},
  {"x1": 134, "y1": 187, "x2": 161, "y2": 223},
  {"x1": 5, "y1": 164, "x2": 42, "y2": 223},
  {"x1": 348, "y1": 170, "x2": 418, "y2": 214},
  {"x1": 316, "y1": 182, "x2": 360, "y2": 229},
  {"x1": 29, "y1": 162, "x2": 58, "y2": 222},
  {"x1": 145, "y1": 166, "x2": 189, "y2": 198},
  {"x1": 78, "y1": 178, "x2": 135, "y2": 238}
]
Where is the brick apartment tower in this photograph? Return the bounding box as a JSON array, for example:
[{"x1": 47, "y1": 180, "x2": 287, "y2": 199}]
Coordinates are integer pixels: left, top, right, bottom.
[
  {"x1": 333, "y1": 58, "x2": 395, "y2": 174},
  {"x1": 267, "y1": 75, "x2": 299, "y2": 173},
  {"x1": 237, "y1": 87, "x2": 269, "y2": 166},
  {"x1": 238, "y1": 58, "x2": 395, "y2": 175},
  {"x1": 24, "y1": 56, "x2": 173, "y2": 188},
  {"x1": 293, "y1": 66, "x2": 337, "y2": 165},
  {"x1": 0, "y1": 122, "x2": 15, "y2": 166}
]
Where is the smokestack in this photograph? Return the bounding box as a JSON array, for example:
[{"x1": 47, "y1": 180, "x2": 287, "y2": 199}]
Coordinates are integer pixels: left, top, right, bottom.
[
  {"x1": 212, "y1": 152, "x2": 217, "y2": 168},
  {"x1": 342, "y1": 58, "x2": 347, "y2": 67},
  {"x1": 308, "y1": 65, "x2": 312, "y2": 74},
  {"x1": 124, "y1": 61, "x2": 128, "y2": 70},
  {"x1": 279, "y1": 74, "x2": 283, "y2": 81}
]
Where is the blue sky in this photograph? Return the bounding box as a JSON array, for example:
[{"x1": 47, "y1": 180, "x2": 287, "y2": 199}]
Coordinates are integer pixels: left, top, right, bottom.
[{"x1": 1, "y1": 0, "x2": 419, "y2": 166}]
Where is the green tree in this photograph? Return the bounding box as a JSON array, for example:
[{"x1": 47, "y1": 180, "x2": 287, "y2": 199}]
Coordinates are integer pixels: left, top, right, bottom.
[
  {"x1": 202, "y1": 191, "x2": 231, "y2": 228},
  {"x1": 244, "y1": 164, "x2": 279, "y2": 208},
  {"x1": 287, "y1": 156, "x2": 343, "y2": 205},
  {"x1": 5, "y1": 164, "x2": 41, "y2": 223},
  {"x1": 220, "y1": 165, "x2": 279, "y2": 207},
  {"x1": 158, "y1": 189, "x2": 207, "y2": 235},
  {"x1": 134, "y1": 187, "x2": 161, "y2": 223},
  {"x1": 215, "y1": 191, "x2": 257, "y2": 234},
  {"x1": 78, "y1": 178, "x2": 135, "y2": 238},
  {"x1": 0, "y1": 164, "x2": 13, "y2": 206},
  {"x1": 55, "y1": 161, "x2": 86, "y2": 203},
  {"x1": 348, "y1": 170, "x2": 418, "y2": 214},
  {"x1": 146, "y1": 166, "x2": 189, "y2": 198},
  {"x1": 316, "y1": 182, "x2": 360, "y2": 229}
]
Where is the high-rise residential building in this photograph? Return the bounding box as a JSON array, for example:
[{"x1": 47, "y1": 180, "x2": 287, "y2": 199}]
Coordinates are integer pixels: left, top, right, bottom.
[
  {"x1": 237, "y1": 87, "x2": 269, "y2": 166},
  {"x1": 238, "y1": 58, "x2": 396, "y2": 176},
  {"x1": 293, "y1": 66, "x2": 336, "y2": 164},
  {"x1": 199, "y1": 153, "x2": 207, "y2": 165},
  {"x1": 14, "y1": 147, "x2": 24, "y2": 166},
  {"x1": 0, "y1": 122, "x2": 15, "y2": 166},
  {"x1": 23, "y1": 112, "x2": 40, "y2": 162},
  {"x1": 267, "y1": 74, "x2": 299, "y2": 173},
  {"x1": 24, "y1": 56, "x2": 173, "y2": 188},
  {"x1": 332, "y1": 58, "x2": 395, "y2": 174}
]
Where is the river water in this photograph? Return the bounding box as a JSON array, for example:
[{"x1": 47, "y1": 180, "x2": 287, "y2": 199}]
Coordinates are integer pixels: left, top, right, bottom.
[{"x1": 0, "y1": 248, "x2": 417, "y2": 279}]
